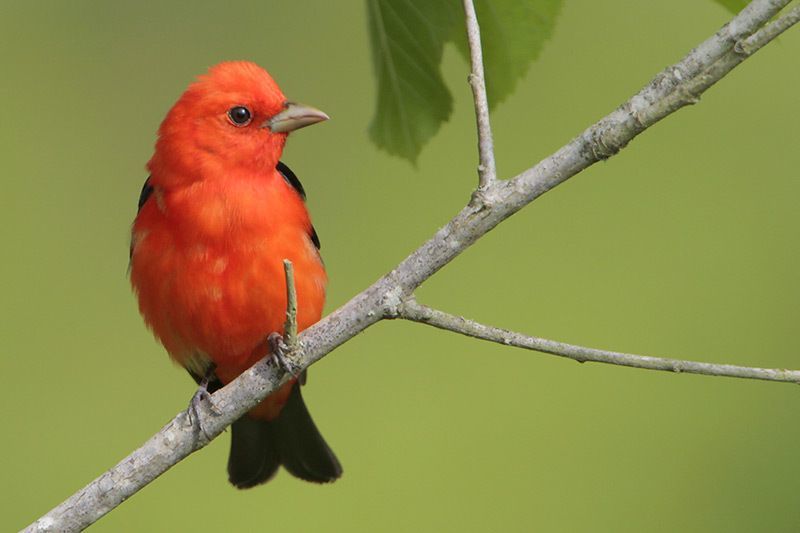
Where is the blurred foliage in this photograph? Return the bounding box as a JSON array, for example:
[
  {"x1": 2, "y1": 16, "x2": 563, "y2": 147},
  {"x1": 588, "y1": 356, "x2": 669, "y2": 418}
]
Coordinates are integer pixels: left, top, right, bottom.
[
  {"x1": 366, "y1": 0, "x2": 461, "y2": 162},
  {"x1": 367, "y1": 0, "x2": 561, "y2": 162},
  {"x1": 2, "y1": 1, "x2": 799, "y2": 532}
]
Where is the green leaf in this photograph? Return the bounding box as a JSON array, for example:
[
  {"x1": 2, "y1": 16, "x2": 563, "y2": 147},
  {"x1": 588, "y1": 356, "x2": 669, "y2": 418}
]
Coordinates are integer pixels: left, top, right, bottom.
[
  {"x1": 366, "y1": 0, "x2": 562, "y2": 162},
  {"x1": 711, "y1": 0, "x2": 749, "y2": 14},
  {"x1": 366, "y1": 0, "x2": 460, "y2": 163},
  {"x1": 451, "y1": 0, "x2": 562, "y2": 109}
]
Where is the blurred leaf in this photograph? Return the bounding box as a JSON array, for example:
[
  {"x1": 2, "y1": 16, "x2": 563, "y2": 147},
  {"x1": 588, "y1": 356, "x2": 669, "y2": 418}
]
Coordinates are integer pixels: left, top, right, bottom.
[
  {"x1": 367, "y1": 0, "x2": 561, "y2": 162},
  {"x1": 711, "y1": 0, "x2": 749, "y2": 14},
  {"x1": 366, "y1": 0, "x2": 460, "y2": 163},
  {"x1": 451, "y1": 0, "x2": 562, "y2": 108}
]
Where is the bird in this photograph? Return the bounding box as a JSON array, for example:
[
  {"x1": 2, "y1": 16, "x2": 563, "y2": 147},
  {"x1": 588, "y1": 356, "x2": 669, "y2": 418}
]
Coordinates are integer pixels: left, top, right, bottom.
[{"x1": 129, "y1": 61, "x2": 342, "y2": 487}]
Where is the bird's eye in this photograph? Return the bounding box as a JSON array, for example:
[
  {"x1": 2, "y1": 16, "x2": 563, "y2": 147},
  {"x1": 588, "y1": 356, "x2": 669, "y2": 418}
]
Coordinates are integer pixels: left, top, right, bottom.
[{"x1": 227, "y1": 106, "x2": 252, "y2": 126}]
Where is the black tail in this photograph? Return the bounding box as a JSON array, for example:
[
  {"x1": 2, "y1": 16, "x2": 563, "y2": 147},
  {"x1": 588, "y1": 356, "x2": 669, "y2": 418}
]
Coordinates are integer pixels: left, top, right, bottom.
[{"x1": 227, "y1": 383, "x2": 343, "y2": 488}]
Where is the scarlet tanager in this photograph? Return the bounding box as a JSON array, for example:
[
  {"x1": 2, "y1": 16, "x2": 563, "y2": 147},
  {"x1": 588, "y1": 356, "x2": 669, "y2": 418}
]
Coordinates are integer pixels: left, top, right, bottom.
[{"x1": 129, "y1": 61, "x2": 342, "y2": 487}]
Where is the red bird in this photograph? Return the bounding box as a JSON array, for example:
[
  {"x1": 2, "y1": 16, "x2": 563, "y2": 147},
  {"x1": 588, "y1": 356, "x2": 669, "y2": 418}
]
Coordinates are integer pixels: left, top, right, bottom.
[{"x1": 129, "y1": 61, "x2": 342, "y2": 486}]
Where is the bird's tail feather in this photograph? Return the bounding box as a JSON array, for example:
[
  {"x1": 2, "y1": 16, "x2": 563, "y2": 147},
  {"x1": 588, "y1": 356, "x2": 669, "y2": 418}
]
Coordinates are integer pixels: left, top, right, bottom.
[{"x1": 227, "y1": 383, "x2": 342, "y2": 488}]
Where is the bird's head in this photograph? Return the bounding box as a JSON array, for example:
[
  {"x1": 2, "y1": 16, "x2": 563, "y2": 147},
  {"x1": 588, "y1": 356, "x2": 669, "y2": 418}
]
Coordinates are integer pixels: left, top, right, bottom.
[{"x1": 149, "y1": 61, "x2": 328, "y2": 182}]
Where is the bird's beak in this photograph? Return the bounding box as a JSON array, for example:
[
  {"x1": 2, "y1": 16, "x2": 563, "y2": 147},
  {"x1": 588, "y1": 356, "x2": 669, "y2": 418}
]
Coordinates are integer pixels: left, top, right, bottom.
[{"x1": 266, "y1": 102, "x2": 329, "y2": 133}]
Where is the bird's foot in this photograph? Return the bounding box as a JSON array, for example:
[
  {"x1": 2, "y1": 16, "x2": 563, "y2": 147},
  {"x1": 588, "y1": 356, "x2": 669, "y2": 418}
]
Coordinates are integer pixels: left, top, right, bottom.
[
  {"x1": 186, "y1": 371, "x2": 220, "y2": 441},
  {"x1": 268, "y1": 332, "x2": 302, "y2": 377}
]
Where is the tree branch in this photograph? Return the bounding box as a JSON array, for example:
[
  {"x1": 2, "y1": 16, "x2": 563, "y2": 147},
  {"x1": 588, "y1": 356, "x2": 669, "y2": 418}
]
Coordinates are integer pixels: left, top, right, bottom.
[
  {"x1": 398, "y1": 299, "x2": 800, "y2": 384},
  {"x1": 462, "y1": 0, "x2": 497, "y2": 193},
  {"x1": 737, "y1": 3, "x2": 800, "y2": 55},
  {"x1": 495, "y1": 0, "x2": 796, "y2": 212},
  {"x1": 25, "y1": 1, "x2": 799, "y2": 531}
]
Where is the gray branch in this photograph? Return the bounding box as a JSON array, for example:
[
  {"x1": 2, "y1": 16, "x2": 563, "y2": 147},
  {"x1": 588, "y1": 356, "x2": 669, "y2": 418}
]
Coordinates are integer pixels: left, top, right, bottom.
[
  {"x1": 738, "y1": 3, "x2": 800, "y2": 54},
  {"x1": 25, "y1": 1, "x2": 799, "y2": 531},
  {"x1": 462, "y1": 0, "x2": 497, "y2": 192},
  {"x1": 398, "y1": 299, "x2": 800, "y2": 384}
]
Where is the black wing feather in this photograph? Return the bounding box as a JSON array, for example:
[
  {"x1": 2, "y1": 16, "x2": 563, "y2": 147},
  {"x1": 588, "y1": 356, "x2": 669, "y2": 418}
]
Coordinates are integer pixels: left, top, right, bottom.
[
  {"x1": 137, "y1": 177, "x2": 154, "y2": 213},
  {"x1": 277, "y1": 161, "x2": 305, "y2": 199},
  {"x1": 277, "y1": 161, "x2": 320, "y2": 250},
  {"x1": 130, "y1": 177, "x2": 154, "y2": 260}
]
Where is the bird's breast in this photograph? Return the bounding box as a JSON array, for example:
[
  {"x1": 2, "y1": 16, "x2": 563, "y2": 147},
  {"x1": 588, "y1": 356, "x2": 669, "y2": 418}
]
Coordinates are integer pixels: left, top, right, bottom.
[{"x1": 130, "y1": 175, "x2": 326, "y2": 375}]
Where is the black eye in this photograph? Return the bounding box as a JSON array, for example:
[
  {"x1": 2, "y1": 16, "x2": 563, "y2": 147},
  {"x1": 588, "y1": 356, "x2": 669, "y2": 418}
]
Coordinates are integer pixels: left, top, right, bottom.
[{"x1": 227, "y1": 106, "x2": 252, "y2": 126}]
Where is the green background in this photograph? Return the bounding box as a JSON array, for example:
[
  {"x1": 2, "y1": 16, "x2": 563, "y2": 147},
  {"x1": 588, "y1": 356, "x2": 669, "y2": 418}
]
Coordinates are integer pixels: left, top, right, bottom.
[{"x1": 3, "y1": 1, "x2": 799, "y2": 531}]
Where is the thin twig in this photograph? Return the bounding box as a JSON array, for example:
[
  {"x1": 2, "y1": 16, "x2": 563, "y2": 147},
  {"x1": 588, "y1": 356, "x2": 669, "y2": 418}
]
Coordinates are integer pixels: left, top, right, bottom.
[
  {"x1": 462, "y1": 0, "x2": 497, "y2": 193},
  {"x1": 25, "y1": 1, "x2": 798, "y2": 531},
  {"x1": 283, "y1": 259, "x2": 298, "y2": 349},
  {"x1": 399, "y1": 299, "x2": 800, "y2": 384}
]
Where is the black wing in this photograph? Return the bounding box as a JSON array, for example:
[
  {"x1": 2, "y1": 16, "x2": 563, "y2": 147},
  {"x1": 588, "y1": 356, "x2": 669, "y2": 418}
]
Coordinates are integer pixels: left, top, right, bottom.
[
  {"x1": 277, "y1": 161, "x2": 320, "y2": 250},
  {"x1": 130, "y1": 177, "x2": 154, "y2": 260},
  {"x1": 277, "y1": 161, "x2": 305, "y2": 200},
  {"x1": 137, "y1": 177, "x2": 154, "y2": 213}
]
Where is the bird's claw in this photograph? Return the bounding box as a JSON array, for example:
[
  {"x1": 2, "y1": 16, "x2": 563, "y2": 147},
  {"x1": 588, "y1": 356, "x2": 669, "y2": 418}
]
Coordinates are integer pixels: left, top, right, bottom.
[
  {"x1": 268, "y1": 332, "x2": 301, "y2": 376},
  {"x1": 186, "y1": 374, "x2": 220, "y2": 441}
]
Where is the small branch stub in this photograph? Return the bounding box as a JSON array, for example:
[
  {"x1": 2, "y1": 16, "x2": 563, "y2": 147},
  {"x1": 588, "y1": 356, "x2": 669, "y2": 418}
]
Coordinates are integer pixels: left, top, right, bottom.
[
  {"x1": 283, "y1": 259, "x2": 298, "y2": 350},
  {"x1": 268, "y1": 259, "x2": 302, "y2": 376}
]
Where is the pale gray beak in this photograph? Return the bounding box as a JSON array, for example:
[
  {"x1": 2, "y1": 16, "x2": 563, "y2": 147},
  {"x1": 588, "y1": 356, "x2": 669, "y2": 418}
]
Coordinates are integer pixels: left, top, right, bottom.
[{"x1": 266, "y1": 102, "x2": 329, "y2": 133}]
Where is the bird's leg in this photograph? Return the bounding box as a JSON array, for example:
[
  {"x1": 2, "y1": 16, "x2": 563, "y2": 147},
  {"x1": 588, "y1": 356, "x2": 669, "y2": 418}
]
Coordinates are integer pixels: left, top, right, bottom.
[
  {"x1": 190, "y1": 367, "x2": 220, "y2": 413},
  {"x1": 187, "y1": 364, "x2": 220, "y2": 441},
  {"x1": 268, "y1": 332, "x2": 302, "y2": 377}
]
